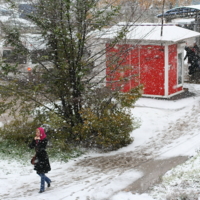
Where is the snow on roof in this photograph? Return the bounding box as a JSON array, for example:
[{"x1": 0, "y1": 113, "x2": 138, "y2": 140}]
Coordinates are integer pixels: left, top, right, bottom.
[
  {"x1": 184, "y1": 4, "x2": 200, "y2": 10},
  {"x1": 0, "y1": 34, "x2": 47, "y2": 51},
  {"x1": 97, "y1": 22, "x2": 200, "y2": 43},
  {"x1": 20, "y1": 33, "x2": 47, "y2": 51},
  {"x1": 0, "y1": 15, "x2": 36, "y2": 27},
  {"x1": 171, "y1": 18, "x2": 195, "y2": 24},
  {"x1": 165, "y1": 4, "x2": 200, "y2": 12},
  {"x1": 0, "y1": 16, "x2": 10, "y2": 22}
]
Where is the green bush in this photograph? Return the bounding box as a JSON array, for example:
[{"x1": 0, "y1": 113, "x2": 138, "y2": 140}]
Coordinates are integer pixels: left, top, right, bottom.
[
  {"x1": 70, "y1": 108, "x2": 135, "y2": 151},
  {"x1": 0, "y1": 118, "x2": 41, "y2": 144}
]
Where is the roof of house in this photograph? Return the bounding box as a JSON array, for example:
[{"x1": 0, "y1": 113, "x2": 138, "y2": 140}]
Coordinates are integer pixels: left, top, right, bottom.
[
  {"x1": 157, "y1": 4, "x2": 200, "y2": 18},
  {"x1": 0, "y1": 34, "x2": 47, "y2": 51},
  {"x1": 97, "y1": 22, "x2": 200, "y2": 43}
]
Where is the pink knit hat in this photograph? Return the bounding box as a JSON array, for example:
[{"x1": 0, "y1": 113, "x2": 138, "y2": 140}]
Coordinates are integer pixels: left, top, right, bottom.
[{"x1": 37, "y1": 127, "x2": 46, "y2": 140}]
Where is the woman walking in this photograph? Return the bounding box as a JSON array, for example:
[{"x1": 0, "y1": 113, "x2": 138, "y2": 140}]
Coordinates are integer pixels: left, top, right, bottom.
[{"x1": 29, "y1": 127, "x2": 51, "y2": 193}]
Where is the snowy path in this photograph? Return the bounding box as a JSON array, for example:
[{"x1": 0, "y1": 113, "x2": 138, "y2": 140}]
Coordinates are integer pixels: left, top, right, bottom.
[{"x1": 1, "y1": 83, "x2": 200, "y2": 200}]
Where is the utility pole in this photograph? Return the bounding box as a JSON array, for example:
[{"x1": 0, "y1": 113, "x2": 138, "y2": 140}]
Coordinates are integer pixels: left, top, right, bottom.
[
  {"x1": 161, "y1": 0, "x2": 166, "y2": 37},
  {"x1": 176, "y1": 0, "x2": 180, "y2": 7}
]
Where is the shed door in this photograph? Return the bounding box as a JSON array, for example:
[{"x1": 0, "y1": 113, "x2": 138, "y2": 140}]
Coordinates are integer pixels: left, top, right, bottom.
[{"x1": 139, "y1": 45, "x2": 165, "y2": 95}]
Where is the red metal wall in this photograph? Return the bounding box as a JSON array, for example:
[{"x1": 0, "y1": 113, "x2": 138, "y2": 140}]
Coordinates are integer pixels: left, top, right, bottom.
[
  {"x1": 106, "y1": 44, "x2": 135, "y2": 92},
  {"x1": 106, "y1": 44, "x2": 181, "y2": 96},
  {"x1": 130, "y1": 46, "x2": 140, "y2": 90},
  {"x1": 139, "y1": 45, "x2": 165, "y2": 95},
  {"x1": 168, "y1": 44, "x2": 183, "y2": 94}
]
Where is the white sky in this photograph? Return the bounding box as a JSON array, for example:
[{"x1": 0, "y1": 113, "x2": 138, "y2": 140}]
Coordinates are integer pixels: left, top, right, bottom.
[{"x1": 1, "y1": 83, "x2": 200, "y2": 200}]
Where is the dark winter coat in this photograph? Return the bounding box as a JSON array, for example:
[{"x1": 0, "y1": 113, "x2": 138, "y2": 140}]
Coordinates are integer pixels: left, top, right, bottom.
[
  {"x1": 184, "y1": 46, "x2": 200, "y2": 74},
  {"x1": 184, "y1": 47, "x2": 197, "y2": 64},
  {"x1": 29, "y1": 138, "x2": 51, "y2": 174},
  {"x1": 193, "y1": 44, "x2": 200, "y2": 55}
]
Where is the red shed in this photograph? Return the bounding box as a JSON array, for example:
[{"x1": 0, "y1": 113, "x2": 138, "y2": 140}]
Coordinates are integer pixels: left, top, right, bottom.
[{"x1": 100, "y1": 23, "x2": 200, "y2": 98}]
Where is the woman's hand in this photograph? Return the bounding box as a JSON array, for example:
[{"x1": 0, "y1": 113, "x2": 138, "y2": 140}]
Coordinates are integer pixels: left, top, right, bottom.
[{"x1": 34, "y1": 136, "x2": 40, "y2": 140}]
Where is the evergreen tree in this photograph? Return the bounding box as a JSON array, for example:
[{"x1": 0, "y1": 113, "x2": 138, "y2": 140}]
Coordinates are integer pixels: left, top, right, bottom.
[{"x1": 0, "y1": 0, "x2": 142, "y2": 150}]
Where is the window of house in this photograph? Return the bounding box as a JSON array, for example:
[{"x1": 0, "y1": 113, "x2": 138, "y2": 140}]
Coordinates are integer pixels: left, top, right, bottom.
[
  {"x1": 2, "y1": 50, "x2": 26, "y2": 64},
  {"x1": 3, "y1": 50, "x2": 15, "y2": 63},
  {"x1": 30, "y1": 50, "x2": 50, "y2": 64}
]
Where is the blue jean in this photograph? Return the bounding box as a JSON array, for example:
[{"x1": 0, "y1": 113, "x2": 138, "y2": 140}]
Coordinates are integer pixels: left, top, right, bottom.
[{"x1": 38, "y1": 173, "x2": 51, "y2": 191}]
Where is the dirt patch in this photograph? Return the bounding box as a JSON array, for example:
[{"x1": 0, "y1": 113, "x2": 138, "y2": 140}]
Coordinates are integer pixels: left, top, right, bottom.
[
  {"x1": 124, "y1": 156, "x2": 188, "y2": 194},
  {"x1": 76, "y1": 153, "x2": 189, "y2": 194},
  {"x1": 76, "y1": 152, "x2": 149, "y2": 172}
]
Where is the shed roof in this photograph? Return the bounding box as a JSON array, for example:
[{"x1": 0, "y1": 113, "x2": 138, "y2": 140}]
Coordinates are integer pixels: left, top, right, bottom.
[{"x1": 97, "y1": 22, "x2": 200, "y2": 43}]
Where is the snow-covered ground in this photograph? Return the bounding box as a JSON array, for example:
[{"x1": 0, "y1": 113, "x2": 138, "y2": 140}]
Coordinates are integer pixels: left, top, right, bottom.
[{"x1": 1, "y1": 83, "x2": 200, "y2": 200}]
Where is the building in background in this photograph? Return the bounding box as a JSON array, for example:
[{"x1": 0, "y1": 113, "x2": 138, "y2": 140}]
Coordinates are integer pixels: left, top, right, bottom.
[{"x1": 94, "y1": 23, "x2": 200, "y2": 98}]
